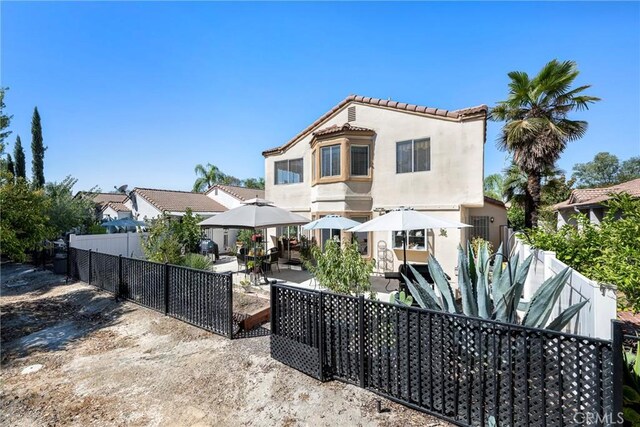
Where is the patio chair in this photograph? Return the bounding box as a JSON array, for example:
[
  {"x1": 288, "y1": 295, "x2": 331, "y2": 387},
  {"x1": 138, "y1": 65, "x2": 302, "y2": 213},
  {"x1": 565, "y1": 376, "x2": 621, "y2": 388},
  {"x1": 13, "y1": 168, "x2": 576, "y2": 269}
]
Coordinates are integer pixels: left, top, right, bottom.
[
  {"x1": 266, "y1": 248, "x2": 280, "y2": 273},
  {"x1": 237, "y1": 247, "x2": 247, "y2": 274}
]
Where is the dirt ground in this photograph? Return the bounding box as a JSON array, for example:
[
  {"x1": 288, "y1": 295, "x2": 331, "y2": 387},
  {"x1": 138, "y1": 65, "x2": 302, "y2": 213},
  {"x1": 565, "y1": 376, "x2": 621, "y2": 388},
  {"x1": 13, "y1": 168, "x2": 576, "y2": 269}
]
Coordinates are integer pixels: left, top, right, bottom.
[{"x1": 1, "y1": 263, "x2": 451, "y2": 427}]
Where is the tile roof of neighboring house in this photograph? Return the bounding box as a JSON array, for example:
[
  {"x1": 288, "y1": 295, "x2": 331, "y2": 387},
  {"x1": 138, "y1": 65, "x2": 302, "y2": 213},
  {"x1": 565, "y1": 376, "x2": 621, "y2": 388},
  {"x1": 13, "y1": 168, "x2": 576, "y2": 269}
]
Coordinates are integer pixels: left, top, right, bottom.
[
  {"x1": 262, "y1": 94, "x2": 488, "y2": 156},
  {"x1": 78, "y1": 192, "x2": 128, "y2": 208},
  {"x1": 483, "y1": 196, "x2": 506, "y2": 208},
  {"x1": 101, "y1": 202, "x2": 131, "y2": 213},
  {"x1": 313, "y1": 123, "x2": 375, "y2": 137},
  {"x1": 552, "y1": 178, "x2": 640, "y2": 210},
  {"x1": 133, "y1": 187, "x2": 227, "y2": 213},
  {"x1": 205, "y1": 184, "x2": 265, "y2": 201}
]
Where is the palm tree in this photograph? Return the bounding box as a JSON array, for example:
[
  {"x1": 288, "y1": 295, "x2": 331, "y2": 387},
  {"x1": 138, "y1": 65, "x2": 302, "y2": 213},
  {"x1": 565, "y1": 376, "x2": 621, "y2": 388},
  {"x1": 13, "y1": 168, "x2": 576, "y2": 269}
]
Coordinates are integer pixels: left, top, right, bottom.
[
  {"x1": 490, "y1": 60, "x2": 599, "y2": 228},
  {"x1": 193, "y1": 163, "x2": 225, "y2": 192},
  {"x1": 483, "y1": 173, "x2": 505, "y2": 201}
]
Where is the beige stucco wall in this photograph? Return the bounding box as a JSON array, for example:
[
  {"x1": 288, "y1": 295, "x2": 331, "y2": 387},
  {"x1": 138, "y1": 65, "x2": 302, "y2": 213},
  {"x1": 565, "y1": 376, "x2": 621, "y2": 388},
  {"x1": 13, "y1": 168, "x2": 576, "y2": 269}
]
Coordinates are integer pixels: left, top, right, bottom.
[
  {"x1": 467, "y1": 202, "x2": 508, "y2": 251},
  {"x1": 264, "y1": 101, "x2": 485, "y2": 278}
]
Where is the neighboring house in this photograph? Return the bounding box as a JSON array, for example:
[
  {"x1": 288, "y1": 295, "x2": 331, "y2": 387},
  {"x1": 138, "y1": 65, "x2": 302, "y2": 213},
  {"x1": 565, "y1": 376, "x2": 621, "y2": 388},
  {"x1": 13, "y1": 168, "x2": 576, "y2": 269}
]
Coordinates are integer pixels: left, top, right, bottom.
[
  {"x1": 100, "y1": 201, "x2": 132, "y2": 220},
  {"x1": 205, "y1": 184, "x2": 265, "y2": 209},
  {"x1": 75, "y1": 192, "x2": 128, "y2": 218},
  {"x1": 204, "y1": 184, "x2": 266, "y2": 249},
  {"x1": 263, "y1": 94, "x2": 494, "y2": 277},
  {"x1": 552, "y1": 177, "x2": 640, "y2": 228},
  {"x1": 468, "y1": 196, "x2": 508, "y2": 251}
]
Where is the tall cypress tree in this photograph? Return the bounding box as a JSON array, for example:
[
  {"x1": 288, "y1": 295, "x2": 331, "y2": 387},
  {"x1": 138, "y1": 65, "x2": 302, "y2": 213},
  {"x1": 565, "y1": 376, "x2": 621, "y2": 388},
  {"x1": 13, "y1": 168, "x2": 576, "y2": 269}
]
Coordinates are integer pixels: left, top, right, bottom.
[
  {"x1": 31, "y1": 107, "x2": 45, "y2": 188},
  {"x1": 13, "y1": 135, "x2": 26, "y2": 179},
  {"x1": 6, "y1": 153, "x2": 15, "y2": 176}
]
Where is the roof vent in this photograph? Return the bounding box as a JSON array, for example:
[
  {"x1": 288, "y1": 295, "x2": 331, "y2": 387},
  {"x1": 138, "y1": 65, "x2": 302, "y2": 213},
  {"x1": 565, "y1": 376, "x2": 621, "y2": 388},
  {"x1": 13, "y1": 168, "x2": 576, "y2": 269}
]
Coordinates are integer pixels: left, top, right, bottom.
[{"x1": 348, "y1": 106, "x2": 356, "y2": 122}]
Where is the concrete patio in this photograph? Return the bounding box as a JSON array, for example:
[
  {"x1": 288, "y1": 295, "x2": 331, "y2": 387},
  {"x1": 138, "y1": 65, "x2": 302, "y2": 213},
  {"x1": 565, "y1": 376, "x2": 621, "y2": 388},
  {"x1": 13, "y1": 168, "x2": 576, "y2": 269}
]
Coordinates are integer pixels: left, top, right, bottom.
[{"x1": 211, "y1": 255, "x2": 397, "y2": 300}]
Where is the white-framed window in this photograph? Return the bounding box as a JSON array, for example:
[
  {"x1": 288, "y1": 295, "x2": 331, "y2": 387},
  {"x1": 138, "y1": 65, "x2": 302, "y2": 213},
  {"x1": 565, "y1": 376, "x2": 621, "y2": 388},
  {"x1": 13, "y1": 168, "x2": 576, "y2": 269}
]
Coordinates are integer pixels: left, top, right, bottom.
[
  {"x1": 396, "y1": 138, "x2": 430, "y2": 174},
  {"x1": 350, "y1": 145, "x2": 369, "y2": 176},
  {"x1": 470, "y1": 216, "x2": 490, "y2": 241},
  {"x1": 393, "y1": 229, "x2": 427, "y2": 250},
  {"x1": 321, "y1": 144, "x2": 341, "y2": 177},
  {"x1": 275, "y1": 158, "x2": 303, "y2": 185}
]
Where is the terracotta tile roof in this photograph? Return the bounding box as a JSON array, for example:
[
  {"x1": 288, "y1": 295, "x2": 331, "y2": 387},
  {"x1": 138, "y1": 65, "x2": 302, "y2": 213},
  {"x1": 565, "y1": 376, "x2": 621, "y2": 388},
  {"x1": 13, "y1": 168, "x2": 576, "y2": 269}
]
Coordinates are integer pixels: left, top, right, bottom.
[
  {"x1": 552, "y1": 178, "x2": 640, "y2": 210},
  {"x1": 205, "y1": 184, "x2": 265, "y2": 201},
  {"x1": 77, "y1": 192, "x2": 128, "y2": 208},
  {"x1": 313, "y1": 123, "x2": 375, "y2": 137},
  {"x1": 133, "y1": 187, "x2": 227, "y2": 214},
  {"x1": 101, "y1": 202, "x2": 131, "y2": 213},
  {"x1": 483, "y1": 196, "x2": 506, "y2": 207},
  {"x1": 262, "y1": 94, "x2": 488, "y2": 156}
]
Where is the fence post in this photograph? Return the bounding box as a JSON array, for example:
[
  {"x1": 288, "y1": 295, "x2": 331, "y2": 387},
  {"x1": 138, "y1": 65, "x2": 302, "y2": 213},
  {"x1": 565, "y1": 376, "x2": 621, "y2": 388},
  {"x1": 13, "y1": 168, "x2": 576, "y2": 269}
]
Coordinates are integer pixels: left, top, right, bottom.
[
  {"x1": 164, "y1": 262, "x2": 170, "y2": 316},
  {"x1": 270, "y1": 283, "x2": 276, "y2": 334},
  {"x1": 358, "y1": 294, "x2": 365, "y2": 388},
  {"x1": 88, "y1": 249, "x2": 92, "y2": 285},
  {"x1": 318, "y1": 291, "x2": 325, "y2": 382},
  {"x1": 227, "y1": 273, "x2": 234, "y2": 339},
  {"x1": 66, "y1": 247, "x2": 71, "y2": 282},
  {"x1": 611, "y1": 320, "x2": 624, "y2": 426},
  {"x1": 116, "y1": 255, "x2": 122, "y2": 301}
]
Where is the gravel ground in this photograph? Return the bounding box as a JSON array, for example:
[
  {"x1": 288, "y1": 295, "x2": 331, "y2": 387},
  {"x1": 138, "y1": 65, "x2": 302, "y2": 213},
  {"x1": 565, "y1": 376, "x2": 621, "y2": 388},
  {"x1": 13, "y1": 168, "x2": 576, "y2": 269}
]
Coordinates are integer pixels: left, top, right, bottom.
[{"x1": 0, "y1": 263, "x2": 451, "y2": 427}]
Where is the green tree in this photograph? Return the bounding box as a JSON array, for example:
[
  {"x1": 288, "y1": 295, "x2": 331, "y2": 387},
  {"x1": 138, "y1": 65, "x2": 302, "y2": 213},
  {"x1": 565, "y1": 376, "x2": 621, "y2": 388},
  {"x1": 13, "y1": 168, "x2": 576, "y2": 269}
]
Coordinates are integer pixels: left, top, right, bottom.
[
  {"x1": 13, "y1": 135, "x2": 26, "y2": 179},
  {"x1": 483, "y1": 173, "x2": 504, "y2": 201},
  {"x1": 490, "y1": 60, "x2": 600, "y2": 228},
  {"x1": 177, "y1": 208, "x2": 202, "y2": 253},
  {"x1": 31, "y1": 107, "x2": 46, "y2": 188},
  {"x1": 220, "y1": 174, "x2": 242, "y2": 186},
  {"x1": 141, "y1": 214, "x2": 183, "y2": 264},
  {"x1": 0, "y1": 176, "x2": 51, "y2": 262},
  {"x1": 0, "y1": 87, "x2": 12, "y2": 153},
  {"x1": 193, "y1": 163, "x2": 225, "y2": 192},
  {"x1": 243, "y1": 177, "x2": 265, "y2": 190},
  {"x1": 619, "y1": 157, "x2": 640, "y2": 182},
  {"x1": 572, "y1": 152, "x2": 621, "y2": 188},
  {"x1": 45, "y1": 176, "x2": 98, "y2": 238},
  {"x1": 6, "y1": 153, "x2": 15, "y2": 177}
]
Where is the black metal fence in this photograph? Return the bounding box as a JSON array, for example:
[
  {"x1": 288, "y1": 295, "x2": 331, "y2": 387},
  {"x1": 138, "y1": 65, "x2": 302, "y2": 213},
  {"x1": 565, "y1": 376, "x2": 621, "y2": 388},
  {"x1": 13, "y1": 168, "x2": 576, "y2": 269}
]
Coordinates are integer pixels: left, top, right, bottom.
[
  {"x1": 68, "y1": 247, "x2": 234, "y2": 338},
  {"x1": 271, "y1": 283, "x2": 620, "y2": 427}
]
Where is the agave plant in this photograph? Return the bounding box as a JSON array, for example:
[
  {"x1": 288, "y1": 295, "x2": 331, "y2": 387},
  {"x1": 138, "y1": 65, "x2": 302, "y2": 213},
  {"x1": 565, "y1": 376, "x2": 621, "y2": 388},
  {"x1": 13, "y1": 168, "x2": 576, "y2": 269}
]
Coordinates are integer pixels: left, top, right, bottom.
[{"x1": 401, "y1": 240, "x2": 588, "y2": 331}]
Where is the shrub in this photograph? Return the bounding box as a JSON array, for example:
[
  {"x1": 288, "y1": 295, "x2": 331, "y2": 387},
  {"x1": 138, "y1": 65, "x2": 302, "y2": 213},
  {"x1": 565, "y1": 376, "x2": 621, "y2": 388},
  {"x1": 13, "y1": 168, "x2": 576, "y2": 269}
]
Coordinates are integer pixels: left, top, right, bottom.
[
  {"x1": 305, "y1": 239, "x2": 375, "y2": 298},
  {"x1": 86, "y1": 224, "x2": 107, "y2": 235},
  {"x1": 527, "y1": 193, "x2": 640, "y2": 311},
  {"x1": 182, "y1": 253, "x2": 213, "y2": 270}
]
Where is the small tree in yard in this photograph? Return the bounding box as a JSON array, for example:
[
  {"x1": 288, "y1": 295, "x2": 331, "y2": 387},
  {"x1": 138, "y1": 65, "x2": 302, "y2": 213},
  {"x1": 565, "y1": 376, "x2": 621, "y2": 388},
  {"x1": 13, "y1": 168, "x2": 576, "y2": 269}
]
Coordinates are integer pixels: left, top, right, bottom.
[
  {"x1": 142, "y1": 209, "x2": 203, "y2": 265},
  {"x1": 31, "y1": 107, "x2": 46, "y2": 189},
  {"x1": 306, "y1": 239, "x2": 376, "y2": 298},
  {"x1": 0, "y1": 175, "x2": 51, "y2": 262}
]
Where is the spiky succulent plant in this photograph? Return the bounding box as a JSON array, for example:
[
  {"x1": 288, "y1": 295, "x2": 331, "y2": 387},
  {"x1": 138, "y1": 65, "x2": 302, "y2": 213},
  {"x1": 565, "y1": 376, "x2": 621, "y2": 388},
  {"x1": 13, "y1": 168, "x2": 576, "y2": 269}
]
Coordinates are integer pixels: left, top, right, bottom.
[{"x1": 401, "y1": 241, "x2": 588, "y2": 331}]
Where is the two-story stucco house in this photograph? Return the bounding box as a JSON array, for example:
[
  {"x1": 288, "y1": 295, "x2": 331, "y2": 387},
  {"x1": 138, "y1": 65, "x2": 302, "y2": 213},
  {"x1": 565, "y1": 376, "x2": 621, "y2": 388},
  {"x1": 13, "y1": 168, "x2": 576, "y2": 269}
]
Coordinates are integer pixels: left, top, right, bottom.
[{"x1": 263, "y1": 95, "x2": 495, "y2": 277}]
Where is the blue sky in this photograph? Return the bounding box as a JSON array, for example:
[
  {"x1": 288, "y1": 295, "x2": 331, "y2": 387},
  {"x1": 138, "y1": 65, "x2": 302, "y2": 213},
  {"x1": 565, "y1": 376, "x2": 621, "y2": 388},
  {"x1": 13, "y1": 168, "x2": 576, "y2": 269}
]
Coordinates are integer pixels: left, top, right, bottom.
[{"x1": 2, "y1": 1, "x2": 639, "y2": 192}]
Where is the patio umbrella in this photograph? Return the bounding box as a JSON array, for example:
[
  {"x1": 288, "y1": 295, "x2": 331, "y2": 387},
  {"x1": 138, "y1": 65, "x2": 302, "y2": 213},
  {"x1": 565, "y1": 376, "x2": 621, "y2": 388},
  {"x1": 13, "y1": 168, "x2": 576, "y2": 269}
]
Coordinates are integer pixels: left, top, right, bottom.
[
  {"x1": 101, "y1": 218, "x2": 147, "y2": 228},
  {"x1": 348, "y1": 208, "x2": 471, "y2": 272},
  {"x1": 302, "y1": 215, "x2": 362, "y2": 231},
  {"x1": 198, "y1": 198, "x2": 309, "y2": 229}
]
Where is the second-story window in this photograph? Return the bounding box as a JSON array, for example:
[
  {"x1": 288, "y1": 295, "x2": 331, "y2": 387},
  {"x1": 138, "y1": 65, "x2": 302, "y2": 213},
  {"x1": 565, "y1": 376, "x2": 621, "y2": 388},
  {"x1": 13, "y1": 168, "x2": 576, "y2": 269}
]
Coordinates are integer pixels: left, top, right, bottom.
[
  {"x1": 321, "y1": 144, "x2": 341, "y2": 177},
  {"x1": 350, "y1": 145, "x2": 369, "y2": 176},
  {"x1": 274, "y1": 158, "x2": 303, "y2": 185},
  {"x1": 396, "y1": 138, "x2": 430, "y2": 174}
]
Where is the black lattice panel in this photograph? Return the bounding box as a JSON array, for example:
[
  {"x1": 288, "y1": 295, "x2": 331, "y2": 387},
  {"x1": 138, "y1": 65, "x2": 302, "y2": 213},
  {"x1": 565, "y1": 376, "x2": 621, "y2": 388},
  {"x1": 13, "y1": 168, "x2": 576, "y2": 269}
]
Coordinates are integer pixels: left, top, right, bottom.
[
  {"x1": 270, "y1": 285, "x2": 322, "y2": 380},
  {"x1": 69, "y1": 248, "x2": 90, "y2": 283},
  {"x1": 121, "y1": 258, "x2": 165, "y2": 311},
  {"x1": 90, "y1": 252, "x2": 119, "y2": 294},
  {"x1": 323, "y1": 293, "x2": 361, "y2": 384},
  {"x1": 167, "y1": 266, "x2": 232, "y2": 336},
  {"x1": 269, "y1": 285, "x2": 616, "y2": 427}
]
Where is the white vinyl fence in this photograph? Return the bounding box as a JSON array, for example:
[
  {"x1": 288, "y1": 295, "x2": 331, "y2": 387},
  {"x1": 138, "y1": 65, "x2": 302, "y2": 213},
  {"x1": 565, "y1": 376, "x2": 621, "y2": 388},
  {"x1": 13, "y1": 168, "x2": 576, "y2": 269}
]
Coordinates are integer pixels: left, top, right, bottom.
[
  {"x1": 513, "y1": 238, "x2": 617, "y2": 340},
  {"x1": 69, "y1": 233, "x2": 147, "y2": 258}
]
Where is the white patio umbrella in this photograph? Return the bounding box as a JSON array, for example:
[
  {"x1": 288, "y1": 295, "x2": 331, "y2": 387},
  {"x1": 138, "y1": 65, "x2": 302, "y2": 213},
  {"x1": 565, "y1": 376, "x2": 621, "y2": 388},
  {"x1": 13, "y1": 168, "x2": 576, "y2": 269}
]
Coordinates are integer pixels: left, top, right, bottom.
[
  {"x1": 302, "y1": 215, "x2": 362, "y2": 231},
  {"x1": 198, "y1": 198, "x2": 309, "y2": 229},
  {"x1": 348, "y1": 208, "x2": 472, "y2": 272}
]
